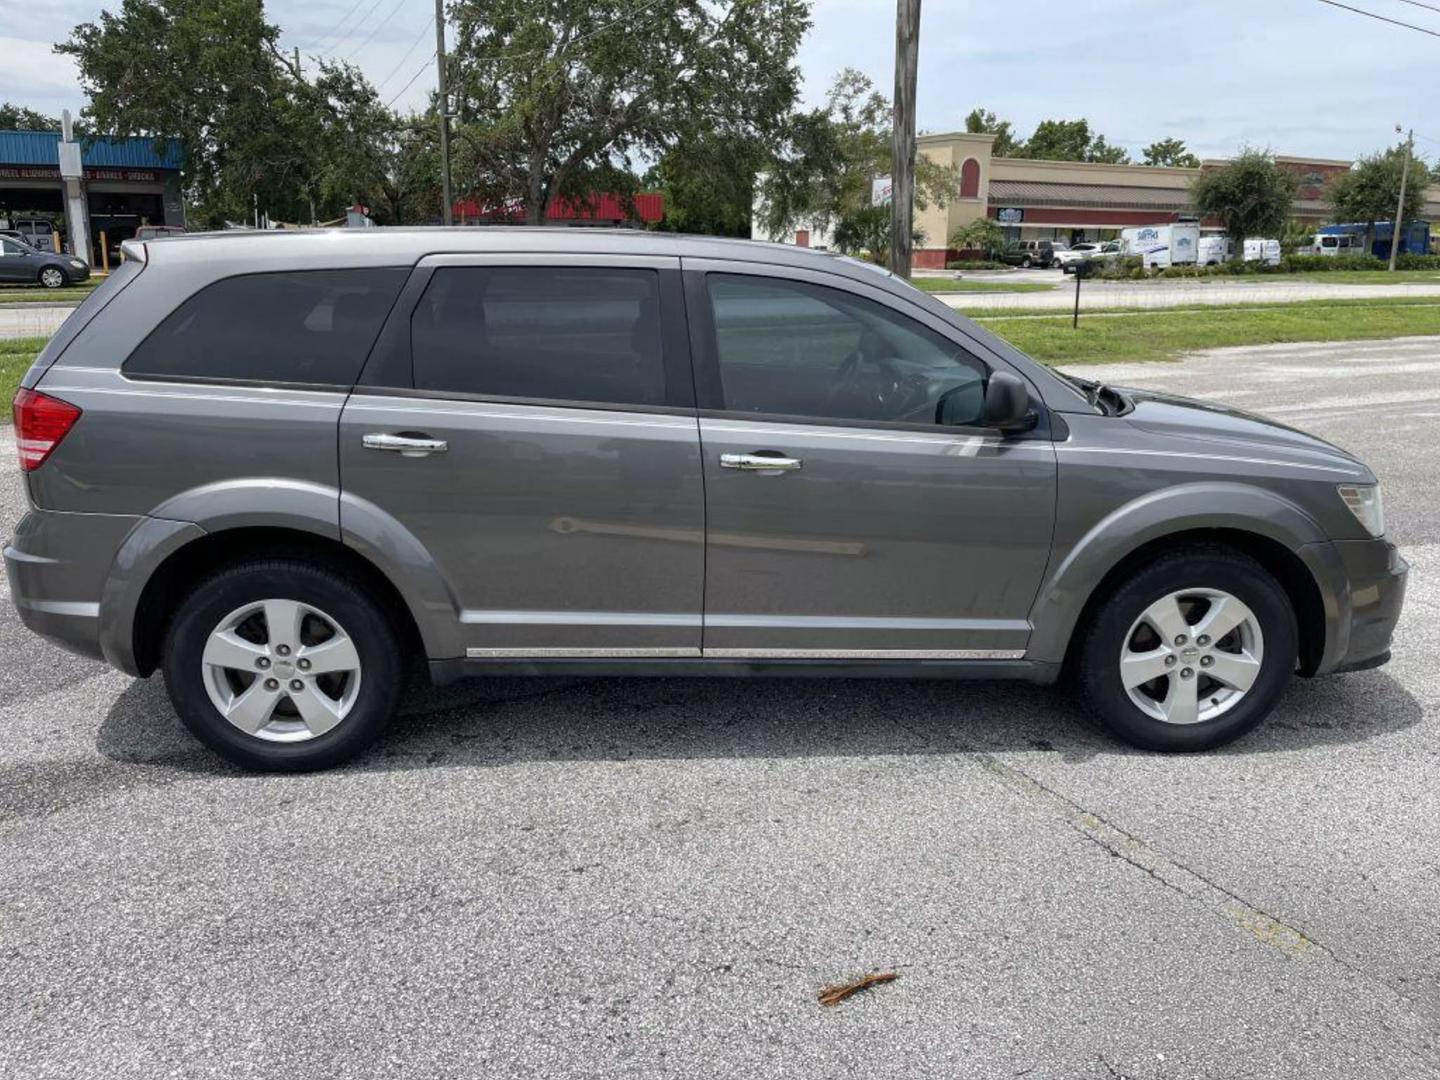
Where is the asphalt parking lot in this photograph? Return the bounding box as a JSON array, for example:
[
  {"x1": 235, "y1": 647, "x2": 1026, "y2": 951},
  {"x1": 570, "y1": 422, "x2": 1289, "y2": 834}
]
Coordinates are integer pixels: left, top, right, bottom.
[{"x1": 2, "y1": 337, "x2": 1438, "y2": 1079}]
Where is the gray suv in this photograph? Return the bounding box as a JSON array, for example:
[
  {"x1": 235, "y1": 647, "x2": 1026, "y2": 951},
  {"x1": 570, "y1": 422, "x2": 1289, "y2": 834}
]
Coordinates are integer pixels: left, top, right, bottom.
[{"x1": 5, "y1": 230, "x2": 1406, "y2": 770}]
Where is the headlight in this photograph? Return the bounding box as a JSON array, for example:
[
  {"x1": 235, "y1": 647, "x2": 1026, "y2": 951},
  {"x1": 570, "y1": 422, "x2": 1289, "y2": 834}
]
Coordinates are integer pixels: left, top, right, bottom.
[
  {"x1": 1337, "y1": 484, "x2": 1384, "y2": 537},
  {"x1": 69, "y1": 259, "x2": 85, "y2": 268}
]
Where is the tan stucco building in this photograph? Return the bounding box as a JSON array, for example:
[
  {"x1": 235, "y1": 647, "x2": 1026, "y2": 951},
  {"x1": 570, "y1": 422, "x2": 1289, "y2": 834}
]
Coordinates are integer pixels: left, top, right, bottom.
[{"x1": 757, "y1": 129, "x2": 1440, "y2": 268}]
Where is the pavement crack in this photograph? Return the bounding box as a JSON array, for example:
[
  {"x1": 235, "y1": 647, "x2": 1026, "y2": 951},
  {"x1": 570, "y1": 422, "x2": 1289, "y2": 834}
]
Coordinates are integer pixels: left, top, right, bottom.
[{"x1": 973, "y1": 753, "x2": 1329, "y2": 962}]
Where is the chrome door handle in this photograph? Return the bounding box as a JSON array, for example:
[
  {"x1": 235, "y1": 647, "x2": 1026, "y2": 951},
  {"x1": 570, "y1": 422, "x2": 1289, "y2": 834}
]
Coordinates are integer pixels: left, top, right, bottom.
[
  {"x1": 719, "y1": 452, "x2": 803, "y2": 472},
  {"x1": 362, "y1": 433, "x2": 448, "y2": 456}
]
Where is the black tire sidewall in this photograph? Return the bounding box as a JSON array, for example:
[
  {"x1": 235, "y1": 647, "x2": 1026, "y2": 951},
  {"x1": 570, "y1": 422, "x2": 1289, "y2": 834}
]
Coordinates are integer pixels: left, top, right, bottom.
[
  {"x1": 163, "y1": 561, "x2": 402, "y2": 771},
  {"x1": 1080, "y1": 551, "x2": 1297, "y2": 752}
]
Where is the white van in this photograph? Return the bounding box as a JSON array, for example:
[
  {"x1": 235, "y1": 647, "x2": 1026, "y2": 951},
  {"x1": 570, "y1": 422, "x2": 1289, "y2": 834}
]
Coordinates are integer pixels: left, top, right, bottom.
[
  {"x1": 1311, "y1": 233, "x2": 1366, "y2": 257},
  {"x1": 1121, "y1": 223, "x2": 1200, "y2": 269},
  {"x1": 1244, "y1": 238, "x2": 1282, "y2": 266},
  {"x1": 1197, "y1": 235, "x2": 1230, "y2": 265}
]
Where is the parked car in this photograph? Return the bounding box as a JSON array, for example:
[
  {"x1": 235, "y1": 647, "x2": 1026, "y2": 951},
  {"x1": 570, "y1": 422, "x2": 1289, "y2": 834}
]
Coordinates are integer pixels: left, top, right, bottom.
[
  {"x1": 134, "y1": 225, "x2": 186, "y2": 241},
  {"x1": 1000, "y1": 239, "x2": 1067, "y2": 268},
  {"x1": 6, "y1": 231, "x2": 1405, "y2": 770},
  {"x1": 0, "y1": 235, "x2": 90, "y2": 288},
  {"x1": 1054, "y1": 242, "x2": 1101, "y2": 271},
  {"x1": 1059, "y1": 241, "x2": 1123, "y2": 274},
  {"x1": 0, "y1": 217, "x2": 59, "y2": 251}
]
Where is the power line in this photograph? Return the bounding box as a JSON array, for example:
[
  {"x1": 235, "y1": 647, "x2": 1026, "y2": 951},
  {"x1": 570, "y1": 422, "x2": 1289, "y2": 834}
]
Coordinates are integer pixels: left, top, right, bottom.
[
  {"x1": 386, "y1": 51, "x2": 437, "y2": 107},
  {"x1": 1310, "y1": 0, "x2": 1440, "y2": 37},
  {"x1": 469, "y1": 0, "x2": 671, "y2": 65},
  {"x1": 345, "y1": 0, "x2": 412, "y2": 61},
  {"x1": 292, "y1": 0, "x2": 371, "y2": 54},
  {"x1": 318, "y1": 0, "x2": 389, "y2": 55},
  {"x1": 1394, "y1": 0, "x2": 1440, "y2": 14},
  {"x1": 377, "y1": 16, "x2": 435, "y2": 90}
]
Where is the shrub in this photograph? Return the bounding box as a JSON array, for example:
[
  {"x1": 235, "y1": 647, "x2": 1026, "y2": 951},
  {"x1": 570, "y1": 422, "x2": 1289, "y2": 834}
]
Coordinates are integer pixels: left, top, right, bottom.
[
  {"x1": 1395, "y1": 253, "x2": 1440, "y2": 270},
  {"x1": 944, "y1": 259, "x2": 1006, "y2": 270},
  {"x1": 1277, "y1": 253, "x2": 1385, "y2": 272}
]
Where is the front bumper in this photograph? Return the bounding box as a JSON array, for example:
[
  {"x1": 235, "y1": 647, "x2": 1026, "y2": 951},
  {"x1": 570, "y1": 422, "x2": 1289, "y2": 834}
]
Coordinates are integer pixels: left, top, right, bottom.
[{"x1": 1305, "y1": 537, "x2": 1408, "y2": 675}]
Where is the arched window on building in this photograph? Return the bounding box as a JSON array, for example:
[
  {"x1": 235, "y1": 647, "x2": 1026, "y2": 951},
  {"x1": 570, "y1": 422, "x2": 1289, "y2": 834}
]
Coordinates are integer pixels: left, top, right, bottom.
[{"x1": 960, "y1": 158, "x2": 981, "y2": 199}]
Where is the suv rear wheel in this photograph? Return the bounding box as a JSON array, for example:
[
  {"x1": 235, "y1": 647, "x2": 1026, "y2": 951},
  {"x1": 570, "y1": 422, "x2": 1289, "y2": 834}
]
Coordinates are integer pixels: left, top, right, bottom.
[
  {"x1": 162, "y1": 559, "x2": 403, "y2": 771},
  {"x1": 1077, "y1": 547, "x2": 1297, "y2": 751}
]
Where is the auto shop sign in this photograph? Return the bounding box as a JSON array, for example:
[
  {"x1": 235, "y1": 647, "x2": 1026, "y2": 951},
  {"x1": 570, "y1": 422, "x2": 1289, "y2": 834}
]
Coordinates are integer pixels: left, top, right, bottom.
[{"x1": 0, "y1": 166, "x2": 159, "y2": 182}]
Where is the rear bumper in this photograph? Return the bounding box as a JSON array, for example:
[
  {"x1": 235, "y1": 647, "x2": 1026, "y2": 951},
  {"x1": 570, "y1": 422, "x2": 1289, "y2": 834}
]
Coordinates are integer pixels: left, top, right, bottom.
[{"x1": 5, "y1": 509, "x2": 141, "y2": 666}]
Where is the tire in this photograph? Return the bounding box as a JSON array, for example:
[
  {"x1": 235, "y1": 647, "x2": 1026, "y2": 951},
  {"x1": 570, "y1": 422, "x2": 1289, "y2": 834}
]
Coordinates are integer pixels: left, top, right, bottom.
[
  {"x1": 1076, "y1": 546, "x2": 1297, "y2": 752},
  {"x1": 1021, "y1": 256, "x2": 1032, "y2": 268},
  {"x1": 163, "y1": 558, "x2": 403, "y2": 771},
  {"x1": 39, "y1": 266, "x2": 67, "y2": 289}
]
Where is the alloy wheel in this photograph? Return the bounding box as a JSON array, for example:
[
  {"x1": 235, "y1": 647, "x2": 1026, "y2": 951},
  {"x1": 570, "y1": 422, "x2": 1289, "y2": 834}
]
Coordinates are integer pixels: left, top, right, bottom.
[
  {"x1": 40, "y1": 268, "x2": 64, "y2": 288},
  {"x1": 201, "y1": 599, "x2": 362, "y2": 742},
  {"x1": 1119, "y1": 588, "x2": 1264, "y2": 726}
]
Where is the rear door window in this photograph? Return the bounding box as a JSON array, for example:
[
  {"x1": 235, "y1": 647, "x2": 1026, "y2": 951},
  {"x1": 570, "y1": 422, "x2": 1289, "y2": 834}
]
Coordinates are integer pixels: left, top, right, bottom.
[
  {"x1": 410, "y1": 266, "x2": 667, "y2": 407},
  {"x1": 124, "y1": 268, "x2": 407, "y2": 387}
]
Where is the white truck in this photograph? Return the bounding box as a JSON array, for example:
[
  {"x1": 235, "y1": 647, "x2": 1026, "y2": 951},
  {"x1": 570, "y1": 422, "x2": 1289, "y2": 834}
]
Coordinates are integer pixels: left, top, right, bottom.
[
  {"x1": 1244, "y1": 238, "x2": 1282, "y2": 266},
  {"x1": 1197, "y1": 235, "x2": 1231, "y2": 265},
  {"x1": 1121, "y1": 223, "x2": 1200, "y2": 269}
]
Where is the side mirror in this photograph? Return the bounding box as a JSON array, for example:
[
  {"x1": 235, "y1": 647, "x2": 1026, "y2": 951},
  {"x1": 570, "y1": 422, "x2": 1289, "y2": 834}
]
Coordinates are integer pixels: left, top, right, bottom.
[{"x1": 983, "y1": 370, "x2": 1035, "y2": 433}]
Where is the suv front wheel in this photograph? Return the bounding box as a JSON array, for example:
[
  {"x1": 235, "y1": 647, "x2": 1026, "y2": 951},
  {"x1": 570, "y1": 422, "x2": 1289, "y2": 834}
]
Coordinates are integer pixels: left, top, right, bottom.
[
  {"x1": 1077, "y1": 547, "x2": 1297, "y2": 751},
  {"x1": 163, "y1": 559, "x2": 403, "y2": 770}
]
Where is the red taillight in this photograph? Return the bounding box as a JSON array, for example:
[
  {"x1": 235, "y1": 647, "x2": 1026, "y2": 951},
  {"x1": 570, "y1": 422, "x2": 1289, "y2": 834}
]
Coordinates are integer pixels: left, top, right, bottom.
[{"x1": 12, "y1": 389, "x2": 81, "y2": 472}]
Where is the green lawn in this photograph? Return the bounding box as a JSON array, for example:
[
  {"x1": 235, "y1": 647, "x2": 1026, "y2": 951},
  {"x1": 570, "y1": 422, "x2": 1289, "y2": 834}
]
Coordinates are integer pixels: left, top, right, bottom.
[
  {"x1": 911, "y1": 278, "x2": 1055, "y2": 295},
  {"x1": 0, "y1": 280, "x2": 99, "y2": 306},
  {"x1": 0, "y1": 337, "x2": 46, "y2": 408},
  {"x1": 977, "y1": 300, "x2": 1440, "y2": 364}
]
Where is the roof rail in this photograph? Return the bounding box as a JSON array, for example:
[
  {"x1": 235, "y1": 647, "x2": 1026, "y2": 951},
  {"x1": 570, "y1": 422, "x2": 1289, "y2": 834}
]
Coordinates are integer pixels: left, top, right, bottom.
[{"x1": 119, "y1": 239, "x2": 146, "y2": 264}]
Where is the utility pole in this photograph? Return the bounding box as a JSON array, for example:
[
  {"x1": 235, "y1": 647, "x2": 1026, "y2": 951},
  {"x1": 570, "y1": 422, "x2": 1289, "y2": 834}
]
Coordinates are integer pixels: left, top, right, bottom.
[
  {"x1": 435, "y1": 0, "x2": 454, "y2": 226},
  {"x1": 294, "y1": 46, "x2": 301, "y2": 76},
  {"x1": 888, "y1": 0, "x2": 921, "y2": 278},
  {"x1": 1388, "y1": 125, "x2": 1413, "y2": 273}
]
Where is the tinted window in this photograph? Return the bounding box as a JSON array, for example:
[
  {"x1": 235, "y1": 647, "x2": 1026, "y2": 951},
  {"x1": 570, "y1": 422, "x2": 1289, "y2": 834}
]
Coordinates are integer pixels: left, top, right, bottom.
[
  {"x1": 125, "y1": 268, "x2": 406, "y2": 386},
  {"x1": 411, "y1": 266, "x2": 666, "y2": 406},
  {"x1": 706, "y1": 274, "x2": 987, "y2": 427},
  {"x1": 1, "y1": 239, "x2": 25, "y2": 256}
]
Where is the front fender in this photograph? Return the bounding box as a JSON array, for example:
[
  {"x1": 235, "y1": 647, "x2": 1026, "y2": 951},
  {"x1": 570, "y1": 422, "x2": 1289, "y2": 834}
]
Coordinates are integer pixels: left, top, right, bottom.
[{"x1": 1026, "y1": 481, "x2": 1330, "y2": 665}]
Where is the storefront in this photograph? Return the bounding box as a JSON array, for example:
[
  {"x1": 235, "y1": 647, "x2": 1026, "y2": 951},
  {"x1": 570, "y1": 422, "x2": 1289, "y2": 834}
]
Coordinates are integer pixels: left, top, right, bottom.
[
  {"x1": 755, "y1": 130, "x2": 1440, "y2": 267},
  {"x1": 0, "y1": 129, "x2": 183, "y2": 265}
]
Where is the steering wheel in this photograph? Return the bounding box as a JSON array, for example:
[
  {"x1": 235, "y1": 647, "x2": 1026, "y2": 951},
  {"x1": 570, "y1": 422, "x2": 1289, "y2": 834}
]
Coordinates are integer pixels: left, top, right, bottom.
[{"x1": 828, "y1": 347, "x2": 930, "y2": 420}]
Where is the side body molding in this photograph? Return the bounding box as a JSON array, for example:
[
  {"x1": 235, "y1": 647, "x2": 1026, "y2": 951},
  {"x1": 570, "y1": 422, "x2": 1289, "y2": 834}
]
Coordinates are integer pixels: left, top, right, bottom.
[{"x1": 1025, "y1": 481, "x2": 1333, "y2": 665}]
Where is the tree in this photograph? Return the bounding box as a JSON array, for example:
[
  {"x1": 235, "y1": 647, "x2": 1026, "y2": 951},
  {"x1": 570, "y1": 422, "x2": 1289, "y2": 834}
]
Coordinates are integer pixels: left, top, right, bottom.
[
  {"x1": 446, "y1": 0, "x2": 809, "y2": 225},
  {"x1": 1328, "y1": 143, "x2": 1432, "y2": 257},
  {"x1": 949, "y1": 217, "x2": 1004, "y2": 259},
  {"x1": 647, "y1": 132, "x2": 764, "y2": 236},
  {"x1": 1015, "y1": 118, "x2": 1130, "y2": 164},
  {"x1": 0, "y1": 103, "x2": 63, "y2": 131},
  {"x1": 58, "y1": 0, "x2": 404, "y2": 227},
  {"x1": 964, "y1": 107, "x2": 1019, "y2": 157},
  {"x1": 758, "y1": 68, "x2": 956, "y2": 239},
  {"x1": 1142, "y1": 137, "x2": 1200, "y2": 168},
  {"x1": 1189, "y1": 148, "x2": 1298, "y2": 261}
]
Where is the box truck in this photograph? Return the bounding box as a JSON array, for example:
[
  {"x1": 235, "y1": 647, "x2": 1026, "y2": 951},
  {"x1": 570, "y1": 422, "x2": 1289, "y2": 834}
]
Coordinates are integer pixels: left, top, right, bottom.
[{"x1": 1122, "y1": 223, "x2": 1200, "y2": 269}]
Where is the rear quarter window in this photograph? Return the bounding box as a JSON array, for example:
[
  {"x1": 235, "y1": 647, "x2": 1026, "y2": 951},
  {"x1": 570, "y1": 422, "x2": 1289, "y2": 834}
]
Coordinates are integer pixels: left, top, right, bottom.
[{"x1": 123, "y1": 268, "x2": 407, "y2": 387}]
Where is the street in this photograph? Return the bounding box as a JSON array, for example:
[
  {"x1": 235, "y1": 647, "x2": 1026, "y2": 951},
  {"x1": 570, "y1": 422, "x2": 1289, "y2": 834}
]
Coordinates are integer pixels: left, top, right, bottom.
[{"x1": 1, "y1": 337, "x2": 1438, "y2": 1079}]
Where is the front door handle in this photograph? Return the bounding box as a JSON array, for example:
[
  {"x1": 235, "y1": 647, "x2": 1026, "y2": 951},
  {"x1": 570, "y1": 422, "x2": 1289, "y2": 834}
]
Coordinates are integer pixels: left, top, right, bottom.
[
  {"x1": 719, "y1": 452, "x2": 803, "y2": 473},
  {"x1": 363, "y1": 432, "x2": 449, "y2": 457}
]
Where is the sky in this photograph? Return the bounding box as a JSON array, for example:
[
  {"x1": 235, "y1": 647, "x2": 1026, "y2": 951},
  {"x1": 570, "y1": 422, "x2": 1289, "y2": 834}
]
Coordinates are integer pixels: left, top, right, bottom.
[{"x1": 2, "y1": 0, "x2": 1438, "y2": 164}]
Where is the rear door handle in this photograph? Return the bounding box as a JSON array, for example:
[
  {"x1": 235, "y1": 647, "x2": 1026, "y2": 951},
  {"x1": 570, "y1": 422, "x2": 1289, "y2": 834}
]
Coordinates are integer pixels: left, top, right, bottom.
[
  {"x1": 719, "y1": 452, "x2": 803, "y2": 472},
  {"x1": 362, "y1": 432, "x2": 448, "y2": 457}
]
